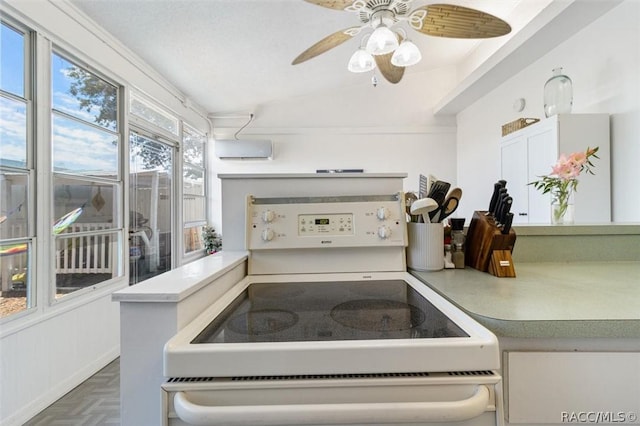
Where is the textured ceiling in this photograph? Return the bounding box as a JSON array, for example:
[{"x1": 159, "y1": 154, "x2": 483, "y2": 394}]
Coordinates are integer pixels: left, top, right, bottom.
[{"x1": 68, "y1": 0, "x2": 544, "y2": 115}]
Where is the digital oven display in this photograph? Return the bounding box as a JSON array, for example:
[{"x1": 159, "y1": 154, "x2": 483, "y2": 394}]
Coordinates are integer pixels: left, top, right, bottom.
[{"x1": 298, "y1": 213, "x2": 353, "y2": 236}]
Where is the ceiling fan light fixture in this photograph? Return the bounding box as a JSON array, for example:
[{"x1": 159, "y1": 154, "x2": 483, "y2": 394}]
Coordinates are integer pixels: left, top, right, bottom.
[
  {"x1": 348, "y1": 48, "x2": 376, "y2": 73},
  {"x1": 391, "y1": 39, "x2": 422, "y2": 67},
  {"x1": 365, "y1": 26, "x2": 399, "y2": 56}
]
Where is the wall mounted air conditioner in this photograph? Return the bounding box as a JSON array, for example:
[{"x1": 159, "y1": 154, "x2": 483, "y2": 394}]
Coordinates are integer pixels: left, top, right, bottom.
[{"x1": 215, "y1": 139, "x2": 273, "y2": 159}]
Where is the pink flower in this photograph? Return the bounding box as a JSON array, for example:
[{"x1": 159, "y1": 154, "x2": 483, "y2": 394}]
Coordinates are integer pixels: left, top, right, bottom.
[
  {"x1": 570, "y1": 151, "x2": 587, "y2": 166},
  {"x1": 551, "y1": 154, "x2": 581, "y2": 181}
]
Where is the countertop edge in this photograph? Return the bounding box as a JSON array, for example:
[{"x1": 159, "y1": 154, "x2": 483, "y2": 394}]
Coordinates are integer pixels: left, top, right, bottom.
[{"x1": 112, "y1": 251, "x2": 248, "y2": 303}]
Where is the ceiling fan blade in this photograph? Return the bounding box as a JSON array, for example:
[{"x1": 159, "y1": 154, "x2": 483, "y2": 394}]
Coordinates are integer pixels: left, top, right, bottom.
[
  {"x1": 292, "y1": 27, "x2": 360, "y2": 65},
  {"x1": 303, "y1": 0, "x2": 357, "y2": 10},
  {"x1": 374, "y1": 53, "x2": 405, "y2": 84},
  {"x1": 410, "y1": 4, "x2": 511, "y2": 39}
]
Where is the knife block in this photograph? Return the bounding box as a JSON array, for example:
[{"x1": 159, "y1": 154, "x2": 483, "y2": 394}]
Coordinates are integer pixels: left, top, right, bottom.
[{"x1": 465, "y1": 211, "x2": 516, "y2": 277}]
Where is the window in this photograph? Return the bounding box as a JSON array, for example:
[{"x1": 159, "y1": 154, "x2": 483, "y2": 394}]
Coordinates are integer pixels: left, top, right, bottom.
[
  {"x1": 130, "y1": 92, "x2": 178, "y2": 137},
  {"x1": 1, "y1": 14, "x2": 210, "y2": 322},
  {"x1": 129, "y1": 90, "x2": 180, "y2": 284},
  {"x1": 182, "y1": 124, "x2": 207, "y2": 254},
  {"x1": 129, "y1": 130, "x2": 174, "y2": 284},
  {"x1": 51, "y1": 51, "x2": 123, "y2": 298},
  {"x1": 0, "y1": 21, "x2": 33, "y2": 319}
]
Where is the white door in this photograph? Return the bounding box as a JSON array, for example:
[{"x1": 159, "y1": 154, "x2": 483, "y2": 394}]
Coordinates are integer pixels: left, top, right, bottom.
[{"x1": 500, "y1": 137, "x2": 529, "y2": 223}]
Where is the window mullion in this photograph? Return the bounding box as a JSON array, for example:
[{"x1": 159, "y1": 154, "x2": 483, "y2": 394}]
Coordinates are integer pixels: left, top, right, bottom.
[
  {"x1": 51, "y1": 108, "x2": 120, "y2": 137},
  {"x1": 34, "y1": 32, "x2": 53, "y2": 309}
]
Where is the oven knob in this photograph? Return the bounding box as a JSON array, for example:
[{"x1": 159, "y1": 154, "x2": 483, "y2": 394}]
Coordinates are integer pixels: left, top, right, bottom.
[
  {"x1": 377, "y1": 226, "x2": 392, "y2": 239},
  {"x1": 376, "y1": 207, "x2": 389, "y2": 220},
  {"x1": 261, "y1": 228, "x2": 275, "y2": 242},
  {"x1": 262, "y1": 210, "x2": 276, "y2": 223}
]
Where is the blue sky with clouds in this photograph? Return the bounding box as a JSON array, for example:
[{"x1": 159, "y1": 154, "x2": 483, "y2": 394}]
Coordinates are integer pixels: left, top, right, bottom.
[{"x1": 1, "y1": 23, "x2": 119, "y2": 175}]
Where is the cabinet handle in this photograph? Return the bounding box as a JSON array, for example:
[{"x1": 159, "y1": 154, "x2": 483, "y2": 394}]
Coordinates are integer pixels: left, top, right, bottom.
[{"x1": 518, "y1": 213, "x2": 528, "y2": 216}]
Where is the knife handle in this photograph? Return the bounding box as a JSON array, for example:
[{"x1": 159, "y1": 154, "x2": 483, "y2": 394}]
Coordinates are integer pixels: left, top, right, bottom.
[
  {"x1": 499, "y1": 196, "x2": 513, "y2": 225},
  {"x1": 502, "y1": 212, "x2": 514, "y2": 234},
  {"x1": 488, "y1": 182, "x2": 502, "y2": 214},
  {"x1": 495, "y1": 188, "x2": 508, "y2": 218}
]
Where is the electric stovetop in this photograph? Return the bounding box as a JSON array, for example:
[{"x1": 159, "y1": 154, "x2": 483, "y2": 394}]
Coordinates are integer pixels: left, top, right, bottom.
[{"x1": 192, "y1": 280, "x2": 468, "y2": 344}]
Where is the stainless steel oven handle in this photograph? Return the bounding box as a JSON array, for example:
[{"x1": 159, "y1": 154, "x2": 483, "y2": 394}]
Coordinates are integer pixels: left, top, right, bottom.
[{"x1": 173, "y1": 385, "x2": 490, "y2": 425}]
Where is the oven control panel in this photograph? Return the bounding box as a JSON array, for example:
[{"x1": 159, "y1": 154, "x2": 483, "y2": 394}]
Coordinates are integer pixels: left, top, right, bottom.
[
  {"x1": 298, "y1": 213, "x2": 354, "y2": 236},
  {"x1": 246, "y1": 194, "x2": 407, "y2": 249}
]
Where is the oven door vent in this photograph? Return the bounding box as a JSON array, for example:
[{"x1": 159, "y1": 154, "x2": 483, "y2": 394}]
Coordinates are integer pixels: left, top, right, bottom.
[
  {"x1": 448, "y1": 370, "x2": 494, "y2": 376},
  {"x1": 167, "y1": 377, "x2": 219, "y2": 383},
  {"x1": 231, "y1": 372, "x2": 432, "y2": 381},
  {"x1": 167, "y1": 370, "x2": 495, "y2": 384},
  {"x1": 167, "y1": 372, "x2": 432, "y2": 384}
]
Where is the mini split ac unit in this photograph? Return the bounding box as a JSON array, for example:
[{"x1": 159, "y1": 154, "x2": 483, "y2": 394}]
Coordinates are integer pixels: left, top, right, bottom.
[{"x1": 215, "y1": 139, "x2": 273, "y2": 159}]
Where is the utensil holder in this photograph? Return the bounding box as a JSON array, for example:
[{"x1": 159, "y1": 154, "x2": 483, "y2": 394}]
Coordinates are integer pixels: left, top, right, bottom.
[{"x1": 407, "y1": 222, "x2": 444, "y2": 271}]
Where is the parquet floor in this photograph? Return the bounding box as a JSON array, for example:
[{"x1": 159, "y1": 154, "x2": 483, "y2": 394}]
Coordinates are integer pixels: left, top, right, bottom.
[{"x1": 23, "y1": 358, "x2": 120, "y2": 425}]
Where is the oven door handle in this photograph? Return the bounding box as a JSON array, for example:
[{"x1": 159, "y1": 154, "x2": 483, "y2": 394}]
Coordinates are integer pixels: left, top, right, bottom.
[{"x1": 173, "y1": 385, "x2": 490, "y2": 425}]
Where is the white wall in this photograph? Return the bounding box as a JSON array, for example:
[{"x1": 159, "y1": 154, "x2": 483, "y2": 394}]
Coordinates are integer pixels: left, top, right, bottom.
[
  {"x1": 0, "y1": 1, "x2": 210, "y2": 425},
  {"x1": 0, "y1": 293, "x2": 119, "y2": 426},
  {"x1": 209, "y1": 68, "x2": 458, "y2": 233},
  {"x1": 455, "y1": 0, "x2": 640, "y2": 223}
]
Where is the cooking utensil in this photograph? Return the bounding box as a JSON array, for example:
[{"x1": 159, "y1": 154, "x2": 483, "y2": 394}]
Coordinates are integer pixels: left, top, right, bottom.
[
  {"x1": 430, "y1": 187, "x2": 462, "y2": 222},
  {"x1": 410, "y1": 198, "x2": 438, "y2": 224},
  {"x1": 426, "y1": 180, "x2": 450, "y2": 206},
  {"x1": 418, "y1": 174, "x2": 436, "y2": 199},
  {"x1": 438, "y1": 188, "x2": 462, "y2": 222},
  {"x1": 404, "y1": 192, "x2": 418, "y2": 222}
]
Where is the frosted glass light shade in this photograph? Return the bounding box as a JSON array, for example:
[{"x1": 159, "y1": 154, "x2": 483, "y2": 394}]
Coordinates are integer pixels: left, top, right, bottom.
[
  {"x1": 366, "y1": 26, "x2": 398, "y2": 55},
  {"x1": 348, "y1": 48, "x2": 375, "y2": 73},
  {"x1": 391, "y1": 40, "x2": 422, "y2": 67}
]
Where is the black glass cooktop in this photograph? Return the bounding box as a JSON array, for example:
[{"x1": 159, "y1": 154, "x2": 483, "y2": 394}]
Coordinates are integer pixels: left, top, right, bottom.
[{"x1": 192, "y1": 280, "x2": 468, "y2": 344}]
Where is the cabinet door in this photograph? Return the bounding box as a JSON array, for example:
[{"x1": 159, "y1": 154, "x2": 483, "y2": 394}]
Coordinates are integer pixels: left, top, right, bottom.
[
  {"x1": 500, "y1": 114, "x2": 610, "y2": 224},
  {"x1": 500, "y1": 137, "x2": 529, "y2": 223},
  {"x1": 526, "y1": 127, "x2": 557, "y2": 223},
  {"x1": 507, "y1": 352, "x2": 640, "y2": 424}
]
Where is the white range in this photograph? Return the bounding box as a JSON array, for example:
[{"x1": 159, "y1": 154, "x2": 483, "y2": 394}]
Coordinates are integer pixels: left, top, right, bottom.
[{"x1": 162, "y1": 193, "x2": 502, "y2": 426}]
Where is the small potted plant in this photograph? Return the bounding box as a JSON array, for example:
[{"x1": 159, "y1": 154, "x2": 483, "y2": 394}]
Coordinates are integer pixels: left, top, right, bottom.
[{"x1": 202, "y1": 226, "x2": 222, "y2": 254}]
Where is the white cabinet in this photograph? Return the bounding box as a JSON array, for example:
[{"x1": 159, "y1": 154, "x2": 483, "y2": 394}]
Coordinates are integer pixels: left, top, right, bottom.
[
  {"x1": 506, "y1": 351, "x2": 640, "y2": 424},
  {"x1": 500, "y1": 114, "x2": 611, "y2": 224}
]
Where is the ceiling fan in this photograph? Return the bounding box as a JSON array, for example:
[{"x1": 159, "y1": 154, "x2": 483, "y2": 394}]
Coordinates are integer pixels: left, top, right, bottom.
[{"x1": 292, "y1": 0, "x2": 512, "y2": 84}]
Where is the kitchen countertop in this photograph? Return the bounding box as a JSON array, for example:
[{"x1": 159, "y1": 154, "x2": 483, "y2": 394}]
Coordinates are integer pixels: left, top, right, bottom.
[
  {"x1": 113, "y1": 251, "x2": 248, "y2": 303},
  {"x1": 113, "y1": 249, "x2": 640, "y2": 338},
  {"x1": 411, "y1": 262, "x2": 640, "y2": 338}
]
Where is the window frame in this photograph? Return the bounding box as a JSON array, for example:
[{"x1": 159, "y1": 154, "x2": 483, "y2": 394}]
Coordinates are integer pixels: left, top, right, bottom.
[
  {"x1": 0, "y1": 11, "x2": 211, "y2": 326},
  {"x1": 127, "y1": 103, "x2": 179, "y2": 284},
  {"x1": 0, "y1": 18, "x2": 37, "y2": 322},
  {"x1": 48, "y1": 47, "x2": 125, "y2": 305},
  {"x1": 181, "y1": 123, "x2": 208, "y2": 257}
]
